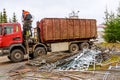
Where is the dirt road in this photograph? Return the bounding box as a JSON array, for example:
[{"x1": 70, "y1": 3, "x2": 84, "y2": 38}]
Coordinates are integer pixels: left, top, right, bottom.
[
  {"x1": 0, "y1": 52, "x2": 78, "y2": 80},
  {"x1": 0, "y1": 56, "x2": 27, "y2": 80},
  {"x1": 0, "y1": 52, "x2": 73, "y2": 80}
]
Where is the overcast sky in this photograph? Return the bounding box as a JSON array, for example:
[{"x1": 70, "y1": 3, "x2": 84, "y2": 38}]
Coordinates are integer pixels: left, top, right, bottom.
[{"x1": 0, "y1": 0, "x2": 120, "y2": 26}]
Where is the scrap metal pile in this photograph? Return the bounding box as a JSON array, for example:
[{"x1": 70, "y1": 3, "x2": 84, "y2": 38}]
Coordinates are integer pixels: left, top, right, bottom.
[
  {"x1": 56, "y1": 49, "x2": 98, "y2": 70},
  {"x1": 56, "y1": 46, "x2": 111, "y2": 71},
  {"x1": 28, "y1": 45, "x2": 112, "y2": 71}
]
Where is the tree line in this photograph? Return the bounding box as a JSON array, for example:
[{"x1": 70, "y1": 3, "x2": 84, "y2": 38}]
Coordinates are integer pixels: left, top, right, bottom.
[{"x1": 0, "y1": 8, "x2": 17, "y2": 23}]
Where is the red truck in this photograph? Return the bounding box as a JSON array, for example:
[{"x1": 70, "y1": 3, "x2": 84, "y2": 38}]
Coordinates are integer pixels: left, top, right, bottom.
[{"x1": 0, "y1": 18, "x2": 97, "y2": 62}]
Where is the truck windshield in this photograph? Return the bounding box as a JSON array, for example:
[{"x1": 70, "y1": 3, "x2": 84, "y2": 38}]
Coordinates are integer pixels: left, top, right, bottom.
[{"x1": 0, "y1": 26, "x2": 2, "y2": 35}]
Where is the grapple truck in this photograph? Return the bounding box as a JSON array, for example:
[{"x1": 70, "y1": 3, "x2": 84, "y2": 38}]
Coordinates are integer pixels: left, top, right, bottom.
[{"x1": 0, "y1": 18, "x2": 97, "y2": 62}]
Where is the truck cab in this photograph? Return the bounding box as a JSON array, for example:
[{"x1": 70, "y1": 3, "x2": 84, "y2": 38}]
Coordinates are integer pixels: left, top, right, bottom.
[
  {"x1": 0, "y1": 23, "x2": 26, "y2": 62},
  {"x1": 0, "y1": 23, "x2": 47, "y2": 62},
  {"x1": 0, "y1": 23, "x2": 23, "y2": 49}
]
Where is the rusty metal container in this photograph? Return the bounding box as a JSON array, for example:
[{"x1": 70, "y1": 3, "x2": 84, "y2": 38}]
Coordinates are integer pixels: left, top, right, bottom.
[{"x1": 39, "y1": 18, "x2": 97, "y2": 43}]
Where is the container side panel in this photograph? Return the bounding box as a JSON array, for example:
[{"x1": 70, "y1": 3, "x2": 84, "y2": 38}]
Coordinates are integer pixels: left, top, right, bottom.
[
  {"x1": 79, "y1": 20, "x2": 81, "y2": 38},
  {"x1": 53, "y1": 19, "x2": 61, "y2": 40},
  {"x1": 44, "y1": 19, "x2": 53, "y2": 41},
  {"x1": 90, "y1": 20, "x2": 93, "y2": 37},
  {"x1": 42, "y1": 20, "x2": 46, "y2": 42},
  {"x1": 88, "y1": 20, "x2": 91, "y2": 38},
  {"x1": 80, "y1": 20, "x2": 86, "y2": 38},
  {"x1": 74, "y1": 19, "x2": 80, "y2": 38},
  {"x1": 39, "y1": 20, "x2": 44, "y2": 43},
  {"x1": 91, "y1": 20, "x2": 97, "y2": 37},
  {"x1": 67, "y1": 19, "x2": 74, "y2": 39},
  {"x1": 60, "y1": 19, "x2": 68, "y2": 39},
  {"x1": 85, "y1": 20, "x2": 88, "y2": 38},
  {"x1": 85, "y1": 20, "x2": 91, "y2": 38}
]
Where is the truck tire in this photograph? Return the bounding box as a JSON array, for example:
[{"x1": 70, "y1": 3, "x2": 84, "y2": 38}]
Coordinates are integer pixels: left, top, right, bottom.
[
  {"x1": 69, "y1": 44, "x2": 79, "y2": 53},
  {"x1": 10, "y1": 49, "x2": 24, "y2": 62},
  {"x1": 80, "y1": 42, "x2": 89, "y2": 50},
  {"x1": 34, "y1": 47, "x2": 46, "y2": 58}
]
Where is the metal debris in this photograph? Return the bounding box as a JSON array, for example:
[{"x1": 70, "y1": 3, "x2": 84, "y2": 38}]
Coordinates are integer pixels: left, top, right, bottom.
[
  {"x1": 27, "y1": 45, "x2": 112, "y2": 71},
  {"x1": 56, "y1": 45, "x2": 114, "y2": 71},
  {"x1": 56, "y1": 49, "x2": 101, "y2": 70},
  {"x1": 38, "y1": 52, "x2": 82, "y2": 71}
]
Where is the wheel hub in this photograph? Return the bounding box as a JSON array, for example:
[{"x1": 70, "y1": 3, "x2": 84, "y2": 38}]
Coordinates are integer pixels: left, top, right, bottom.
[
  {"x1": 37, "y1": 50, "x2": 43, "y2": 56},
  {"x1": 14, "y1": 53, "x2": 21, "y2": 59},
  {"x1": 72, "y1": 46, "x2": 77, "y2": 51}
]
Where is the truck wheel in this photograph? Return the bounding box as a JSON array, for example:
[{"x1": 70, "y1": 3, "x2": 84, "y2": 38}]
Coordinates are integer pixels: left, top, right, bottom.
[
  {"x1": 10, "y1": 49, "x2": 24, "y2": 62},
  {"x1": 80, "y1": 42, "x2": 89, "y2": 50},
  {"x1": 34, "y1": 47, "x2": 46, "y2": 58},
  {"x1": 69, "y1": 44, "x2": 79, "y2": 53}
]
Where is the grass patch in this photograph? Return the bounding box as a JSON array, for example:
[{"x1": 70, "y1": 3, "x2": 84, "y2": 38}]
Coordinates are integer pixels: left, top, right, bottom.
[
  {"x1": 96, "y1": 42, "x2": 120, "y2": 49},
  {"x1": 103, "y1": 55, "x2": 120, "y2": 64}
]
